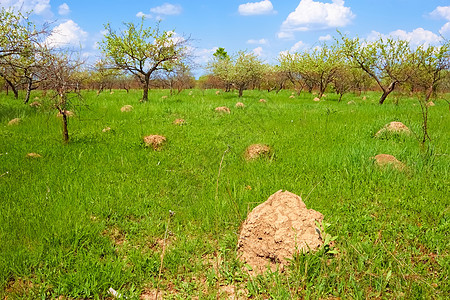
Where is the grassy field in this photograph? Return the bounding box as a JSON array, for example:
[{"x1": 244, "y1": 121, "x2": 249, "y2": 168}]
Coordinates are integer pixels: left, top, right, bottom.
[{"x1": 0, "y1": 89, "x2": 449, "y2": 299}]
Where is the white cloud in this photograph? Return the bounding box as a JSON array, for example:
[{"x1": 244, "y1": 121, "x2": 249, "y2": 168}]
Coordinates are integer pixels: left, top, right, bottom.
[
  {"x1": 253, "y1": 46, "x2": 264, "y2": 56},
  {"x1": 247, "y1": 38, "x2": 268, "y2": 45},
  {"x1": 150, "y1": 3, "x2": 182, "y2": 15},
  {"x1": 0, "y1": 0, "x2": 52, "y2": 17},
  {"x1": 136, "y1": 11, "x2": 152, "y2": 18},
  {"x1": 429, "y1": 6, "x2": 450, "y2": 20},
  {"x1": 58, "y1": 3, "x2": 70, "y2": 15},
  {"x1": 290, "y1": 40, "x2": 306, "y2": 52},
  {"x1": 239, "y1": 0, "x2": 275, "y2": 16},
  {"x1": 440, "y1": 22, "x2": 450, "y2": 37},
  {"x1": 45, "y1": 20, "x2": 88, "y2": 48},
  {"x1": 368, "y1": 28, "x2": 441, "y2": 47},
  {"x1": 278, "y1": 0, "x2": 354, "y2": 38},
  {"x1": 194, "y1": 47, "x2": 218, "y2": 65},
  {"x1": 319, "y1": 34, "x2": 332, "y2": 41}
]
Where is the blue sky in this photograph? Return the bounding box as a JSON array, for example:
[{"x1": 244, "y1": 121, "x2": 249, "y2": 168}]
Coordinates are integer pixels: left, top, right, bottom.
[{"x1": 2, "y1": 0, "x2": 450, "y2": 75}]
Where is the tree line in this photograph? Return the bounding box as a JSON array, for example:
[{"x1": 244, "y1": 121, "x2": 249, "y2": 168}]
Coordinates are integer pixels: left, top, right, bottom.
[{"x1": 2, "y1": 7, "x2": 450, "y2": 107}]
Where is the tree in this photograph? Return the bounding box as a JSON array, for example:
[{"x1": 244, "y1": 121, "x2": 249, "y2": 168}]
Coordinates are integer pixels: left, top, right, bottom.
[
  {"x1": 230, "y1": 51, "x2": 265, "y2": 97},
  {"x1": 213, "y1": 47, "x2": 229, "y2": 60},
  {"x1": 408, "y1": 41, "x2": 450, "y2": 145},
  {"x1": 207, "y1": 48, "x2": 233, "y2": 92},
  {"x1": 0, "y1": 7, "x2": 47, "y2": 102},
  {"x1": 100, "y1": 19, "x2": 191, "y2": 101},
  {"x1": 38, "y1": 48, "x2": 84, "y2": 143},
  {"x1": 339, "y1": 34, "x2": 413, "y2": 104}
]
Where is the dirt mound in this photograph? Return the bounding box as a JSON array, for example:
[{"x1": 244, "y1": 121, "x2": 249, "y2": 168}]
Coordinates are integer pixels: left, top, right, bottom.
[
  {"x1": 56, "y1": 110, "x2": 75, "y2": 117},
  {"x1": 215, "y1": 106, "x2": 230, "y2": 113},
  {"x1": 173, "y1": 118, "x2": 186, "y2": 125},
  {"x1": 235, "y1": 102, "x2": 245, "y2": 108},
  {"x1": 215, "y1": 90, "x2": 221, "y2": 95},
  {"x1": 7, "y1": 118, "x2": 21, "y2": 126},
  {"x1": 244, "y1": 144, "x2": 273, "y2": 160},
  {"x1": 259, "y1": 98, "x2": 267, "y2": 103},
  {"x1": 289, "y1": 95, "x2": 295, "y2": 99},
  {"x1": 427, "y1": 101, "x2": 435, "y2": 107},
  {"x1": 371, "y1": 154, "x2": 405, "y2": 170},
  {"x1": 143, "y1": 135, "x2": 166, "y2": 150},
  {"x1": 313, "y1": 97, "x2": 320, "y2": 102},
  {"x1": 238, "y1": 190, "x2": 324, "y2": 273},
  {"x1": 347, "y1": 100, "x2": 355, "y2": 105},
  {"x1": 26, "y1": 153, "x2": 42, "y2": 158},
  {"x1": 29, "y1": 101, "x2": 41, "y2": 108},
  {"x1": 120, "y1": 105, "x2": 133, "y2": 112},
  {"x1": 102, "y1": 127, "x2": 111, "y2": 133},
  {"x1": 375, "y1": 121, "x2": 411, "y2": 137}
]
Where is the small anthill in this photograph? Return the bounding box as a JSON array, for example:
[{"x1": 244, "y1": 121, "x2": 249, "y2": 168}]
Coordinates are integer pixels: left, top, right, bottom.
[
  {"x1": 29, "y1": 101, "x2": 41, "y2": 108},
  {"x1": 215, "y1": 106, "x2": 231, "y2": 113},
  {"x1": 7, "y1": 118, "x2": 21, "y2": 126},
  {"x1": 244, "y1": 144, "x2": 273, "y2": 160},
  {"x1": 143, "y1": 135, "x2": 166, "y2": 150},
  {"x1": 56, "y1": 110, "x2": 75, "y2": 117},
  {"x1": 26, "y1": 153, "x2": 42, "y2": 158},
  {"x1": 102, "y1": 127, "x2": 111, "y2": 133},
  {"x1": 173, "y1": 118, "x2": 186, "y2": 125},
  {"x1": 259, "y1": 99, "x2": 267, "y2": 103},
  {"x1": 120, "y1": 105, "x2": 133, "y2": 112},
  {"x1": 235, "y1": 102, "x2": 245, "y2": 108},
  {"x1": 313, "y1": 97, "x2": 321, "y2": 102},
  {"x1": 375, "y1": 121, "x2": 411, "y2": 138},
  {"x1": 371, "y1": 154, "x2": 406, "y2": 171}
]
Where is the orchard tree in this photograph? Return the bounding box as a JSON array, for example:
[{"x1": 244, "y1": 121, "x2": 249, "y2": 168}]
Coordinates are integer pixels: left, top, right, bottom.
[
  {"x1": 339, "y1": 33, "x2": 413, "y2": 104},
  {"x1": 230, "y1": 51, "x2": 265, "y2": 97},
  {"x1": 207, "y1": 48, "x2": 233, "y2": 92},
  {"x1": 408, "y1": 41, "x2": 450, "y2": 145},
  {"x1": 278, "y1": 52, "x2": 308, "y2": 94},
  {"x1": 38, "y1": 48, "x2": 85, "y2": 143},
  {"x1": 300, "y1": 44, "x2": 342, "y2": 98},
  {"x1": 100, "y1": 19, "x2": 191, "y2": 101},
  {"x1": 0, "y1": 8, "x2": 47, "y2": 102}
]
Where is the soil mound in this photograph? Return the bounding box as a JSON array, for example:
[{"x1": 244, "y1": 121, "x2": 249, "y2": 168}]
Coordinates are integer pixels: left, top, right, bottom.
[
  {"x1": 29, "y1": 101, "x2": 41, "y2": 108},
  {"x1": 26, "y1": 153, "x2": 42, "y2": 158},
  {"x1": 56, "y1": 110, "x2": 75, "y2": 117},
  {"x1": 102, "y1": 127, "x2": 111, "y2": 133},
  {"x1": 215, "y1": 106, "x2": 231, "y2": 113},
  {"x1": 238, "y1": 190, "x2": 324, "y2": 273},
  {"x1": 143, "y1": 135, "x2": 166, "y2": 150},
  {"x1": 427, "y1": 101, "x2": 435, "y2": 107},
  {"x1": 215, "y1": 90, "x2": 221, "y2": 95},
  {"x1": 120, "y1": 105, "x2": 133, "y2": 112},
  {"x1": 173, "y1": 118, "x2": 186, "y2": 125},
  {"x1": 7, "y1": 118, "x2": 21, "y2": 126},
  {"x1": 371, "y1": 154, "x2": 405, "y2": 170},
  {"x1": 235, "y1": 102, "x2": 245, "y2": 108},
  {"x1": 375, "y1": 121, "x2": 411, "y2": 137},
  {"x1": 313, "y1": 97, "x2": 320, "y2": 102},
  {"x1": 244, "y1": 144, "x2": 273, "y2": 160},
  {"x1": 259, "y1": 98, "x2": 267, "y2": 103}
]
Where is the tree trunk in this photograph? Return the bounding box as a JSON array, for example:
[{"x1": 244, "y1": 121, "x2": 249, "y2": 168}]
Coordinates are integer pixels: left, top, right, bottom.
[
  {"x1": 378, "y1": 81, "x2": 397, "y2": 105},
  {"x1": 24, "y1": 77, "x2": 33, "y2": 104},
  {"x1": 3, "y1": 77, "x2": 19, "y2": 99},
  {"x1": 238, "y1": 86, "x2": 244, "y2": 97},
  {"x1": 62, "y1": 112, "x2": 69, "y2": 143},
  {"x1": 142, "y1": 74, "x2": 150, "y2": 101}
]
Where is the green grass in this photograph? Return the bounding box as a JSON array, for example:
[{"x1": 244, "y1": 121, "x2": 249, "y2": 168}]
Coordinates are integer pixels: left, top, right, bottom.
[{"x1": 0, "y1": 89, "x2": 449, "y2": 299}]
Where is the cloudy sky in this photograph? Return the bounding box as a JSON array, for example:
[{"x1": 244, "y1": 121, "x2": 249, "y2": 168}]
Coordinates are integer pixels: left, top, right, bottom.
[{"x1": 2, "y1": 0, "x2": 450, "y2": 75}]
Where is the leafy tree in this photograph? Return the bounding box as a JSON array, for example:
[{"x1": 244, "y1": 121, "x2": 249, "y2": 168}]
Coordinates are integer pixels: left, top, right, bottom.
[
  {"x1": 100, "y1": 19, "x2": 191, "y2": 101},
  {"x1": 207, "y1": 52, "x2": 233, "y2": 92},
  {"x1": 339, "y1": 33, "x2": 413, "y2": 104},
  {"x1": 213, "y1": 47, "x2": 229, "y2": 60},
  {"x1": 230, "y1": 51, "x2": 265, "y2": 97},
  {"x1": 0, "y1": 7, "x2": 47, "y2": 102}
]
